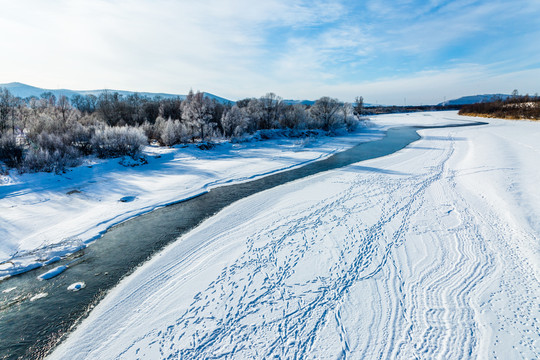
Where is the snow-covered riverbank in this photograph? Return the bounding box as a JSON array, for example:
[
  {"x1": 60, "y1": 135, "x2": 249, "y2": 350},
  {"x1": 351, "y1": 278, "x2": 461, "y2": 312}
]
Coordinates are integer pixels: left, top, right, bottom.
[
  {"x1": 1, "y1": 113, "x2": 463, "y2": 280},
  {"x1": 48, "y1": 111, "x2": 539, "y2": 359},
  {"x1": 1, "y1": 124, "x2": 391, "y2": 279}
]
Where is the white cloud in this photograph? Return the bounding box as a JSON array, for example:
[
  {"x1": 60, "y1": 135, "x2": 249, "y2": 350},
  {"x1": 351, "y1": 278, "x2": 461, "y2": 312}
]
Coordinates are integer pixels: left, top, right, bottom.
[{"x1": 0, "y1": 0, "x2": 343, "y2": 91}]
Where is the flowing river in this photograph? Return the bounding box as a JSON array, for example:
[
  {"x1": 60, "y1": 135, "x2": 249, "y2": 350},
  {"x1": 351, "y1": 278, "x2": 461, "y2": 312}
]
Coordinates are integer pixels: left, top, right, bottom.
[{"x1": 0, "y1": 121, "x2": 485, "y2": 359}]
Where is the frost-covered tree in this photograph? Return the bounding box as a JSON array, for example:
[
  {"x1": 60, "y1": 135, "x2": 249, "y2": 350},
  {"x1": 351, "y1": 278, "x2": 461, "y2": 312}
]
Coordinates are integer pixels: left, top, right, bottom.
[
  {"x1": 341, "y1": 102, "x2": 352, "y2": 122},
  {"x1": 22, "y1": 146, "x2": 82, "y2": 174},
  {"x1": 341, "y1": 102, "x2": 358, "y2": 132},
  {"x1": 181, "y1": 90, "x2": 214, "y2": 141},
  {"x1": 280, "y1": 104, "x2": 310, "y2": 129},
  {"x1": 222, "y1": 106, "x2": 248, "y2": 137},
  {"x1": 15, "y1": 109, "x2": 87, "y2": 173},
  {"x1": 310, "y1": 97, "x2": 341, "y2": 131},
  {"x1": 91, "y1": 126, "x2": 147, "y2": 158},
  {"x1": 235, "y1": 98, "x2": 253, "y2": 108},
  {"x1": 244, "y1": 99, "x2": 264, "y2": 133},
  {"x1": 0, "y1": 85, "x2": 374, "y2": 172},
  {"x1": 158, "y1": 118, "x2": 186, "y2": 146}
]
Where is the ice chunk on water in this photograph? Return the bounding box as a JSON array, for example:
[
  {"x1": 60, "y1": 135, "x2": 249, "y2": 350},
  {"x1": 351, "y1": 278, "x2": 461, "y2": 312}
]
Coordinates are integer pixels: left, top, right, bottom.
[
  {"x1": 67, "y1": 282, "x2": 86, "y2": 292},
  {"x1": 37, "y1": 265, "x2": 68, "y2": 280},
  {"x1": 30, "y1": 292, "x2": 48, "y2": 301},
  {"x1": 44, "y1": 256, "x2": 62, "y2": 265}
]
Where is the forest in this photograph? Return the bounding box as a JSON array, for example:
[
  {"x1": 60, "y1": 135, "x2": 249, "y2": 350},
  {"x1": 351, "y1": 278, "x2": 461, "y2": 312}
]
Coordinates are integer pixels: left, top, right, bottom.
[
  {"x1": 0, "y1": 89, "x2": 365, "y2": 173},
  {"x1": 458, "y1": 93, "x2": 540, "y2": 120}
]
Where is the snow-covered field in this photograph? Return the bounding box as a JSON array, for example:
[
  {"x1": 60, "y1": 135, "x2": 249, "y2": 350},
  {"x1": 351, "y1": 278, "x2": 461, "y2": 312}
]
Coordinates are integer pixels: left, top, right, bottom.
[
  {"x1": 1, "y1": 127, "x2": 385, "y2": 279},
  {"x1": 47, "y1": 112, "x2": 539, "y2": 359}
]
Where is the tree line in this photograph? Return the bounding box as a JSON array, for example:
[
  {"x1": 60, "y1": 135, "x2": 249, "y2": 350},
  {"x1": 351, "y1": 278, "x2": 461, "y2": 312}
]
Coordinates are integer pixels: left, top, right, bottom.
[
  {"x1": 458, "y1": 93, "x2": 540, "y2": 120},
  {"x1": 0, "y1": 88, "x2": 366, "y2": 173}
]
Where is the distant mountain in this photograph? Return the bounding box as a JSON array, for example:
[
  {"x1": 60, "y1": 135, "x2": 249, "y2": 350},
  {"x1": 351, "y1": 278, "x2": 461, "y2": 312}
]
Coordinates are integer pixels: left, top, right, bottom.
[
  {"x1": 283, "y1": 99, "x2": 377, "y2": 107},
  {"x1": 1, "y1": 82, "x2": 385, "y2": 107},
  {"x1": 438, "y1": 94, "x2": 511, "y2": 106},
  {"x1": 283, "y1": 99, "x2": 316, "y2": 106},
  {"x1": 199, "y1": 93, "x2": 234, "y2": 105},
  {"x1": 0, "y1": 82, "x2": 234, "y2": 104}
]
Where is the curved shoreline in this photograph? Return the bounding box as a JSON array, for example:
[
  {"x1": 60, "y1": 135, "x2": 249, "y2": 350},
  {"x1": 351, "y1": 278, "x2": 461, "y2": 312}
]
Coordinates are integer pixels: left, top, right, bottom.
[
  {"x1": 0, "y1": 120, "x2": 486, "y2": 359},
  {"x1": 0, "y1": 130, "x2": 381, "y2": 282}
]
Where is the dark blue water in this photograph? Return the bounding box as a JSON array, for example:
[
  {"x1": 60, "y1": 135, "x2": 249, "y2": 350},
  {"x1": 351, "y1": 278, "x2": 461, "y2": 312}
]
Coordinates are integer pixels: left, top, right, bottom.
[{"x1": 0, "y1": 121, "x2": 485, "y2": 359}]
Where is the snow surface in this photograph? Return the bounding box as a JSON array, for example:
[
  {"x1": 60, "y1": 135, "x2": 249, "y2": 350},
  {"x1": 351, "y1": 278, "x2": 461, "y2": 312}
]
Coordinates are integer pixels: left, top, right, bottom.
[
  {"x1": 49, "y1": 112, "x2": 539, "y2": 359},
  {"x1": 1, "y1": 127, "x2": 386, "y2": 279}
]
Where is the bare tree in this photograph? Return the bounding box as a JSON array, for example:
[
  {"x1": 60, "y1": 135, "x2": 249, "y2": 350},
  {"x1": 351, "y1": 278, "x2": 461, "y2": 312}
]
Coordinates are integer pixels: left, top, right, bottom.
[
  {"x1": 342, "y1": 102, "x2": 353, "y2": 121},
  {"x1": 280, "y1": 104, "x2": 309, "y2": 129},
  {"x1": 71, "y1": 94, "x2": 97, "y2": 114},
  {"x1": 97, "y1": 91, "x2": 128, "y2": 126},
  {"x1": 57, "y1": 95, "x2": 71, "y2": 122},
  {"x1": 258, "y1": 92, "x2": 283, "y2": 129},
  {"x1": 40, "y1": 92, "x2": 57, "y2": 107},
  {"x1": 353, "y1": 96, "x2": 364, "y2": 120},
  {"x1": 310, "y1": 96, "x2": 341, "y2": 131},
  {"x1": 0, "y1": 88, "x2": 18, "y2": 136},
  {"x1": 341, "y1": 102, "x2": 358, "y2": 131},
  {"x1": 0, "y1": 88, "x2": 13, "y2": 133}
]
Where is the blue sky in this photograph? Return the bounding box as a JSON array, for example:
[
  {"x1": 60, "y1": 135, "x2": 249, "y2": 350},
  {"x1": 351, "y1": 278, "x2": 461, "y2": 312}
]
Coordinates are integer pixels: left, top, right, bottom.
[{"x1": 0, "y1": 0, "x2": 539, "y2": 104}]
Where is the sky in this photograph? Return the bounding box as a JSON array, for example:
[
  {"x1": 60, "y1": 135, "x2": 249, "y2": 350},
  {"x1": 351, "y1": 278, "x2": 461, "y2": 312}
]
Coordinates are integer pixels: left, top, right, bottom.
[{"x1": 0, "y1": 0, "x2": 539, "y2": 105}]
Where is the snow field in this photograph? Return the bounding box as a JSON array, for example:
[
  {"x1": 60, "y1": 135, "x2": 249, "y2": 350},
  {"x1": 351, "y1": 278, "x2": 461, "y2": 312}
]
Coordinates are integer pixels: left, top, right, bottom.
[{"x1": 49, "y1": 112, "x2": 539, "y2": 358}]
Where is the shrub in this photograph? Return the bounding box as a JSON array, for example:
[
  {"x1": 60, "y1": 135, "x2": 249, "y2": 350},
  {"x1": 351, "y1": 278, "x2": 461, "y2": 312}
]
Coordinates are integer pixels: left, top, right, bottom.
[
  {"x1": 0, "y1": 132, "x2": 23, "y2": 168},
  {"x1": 35, "y1": 132, "x2": 67, "y2": 152},
  {"x1": 78, "y1": 113, "x2": 106, "y2": 127},
  {"x1": 67, "y1": 122, "x2": 94, "y2": 155},
  {"x1": 344, "y1": 116, "x2": 359, "y2": 132},
  {"x1": 16, "y1": 111, "x2": 90, "y2": 172},
  {"x1": 141, "y1": 120, "x2": 158, "y2": 141},
  {"x1": 160, "y1": 119, "x2": 186, "y2": 146},
  {"x1": 91, "y1": 126, "x2": 147, "y2": 158},
  {"x1": 22, "y1": 147, "x2": 82, "y2": 173},
  {"x1": 25, "y1": 113, "x2": 65, "y2": 141},
  {"x1": 310, "y1": 97, "x2": 341, "y2": 131},
  {"x1": 458, "y1": 95, "x2": 540, "y2": 120}
]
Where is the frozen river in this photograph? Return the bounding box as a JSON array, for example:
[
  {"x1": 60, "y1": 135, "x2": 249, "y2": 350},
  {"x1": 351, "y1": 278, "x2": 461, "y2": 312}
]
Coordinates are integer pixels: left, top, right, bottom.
[{"x1": 0, "y1": 120, "x2": 482, "y2": 359}]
